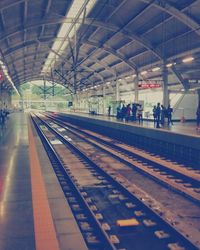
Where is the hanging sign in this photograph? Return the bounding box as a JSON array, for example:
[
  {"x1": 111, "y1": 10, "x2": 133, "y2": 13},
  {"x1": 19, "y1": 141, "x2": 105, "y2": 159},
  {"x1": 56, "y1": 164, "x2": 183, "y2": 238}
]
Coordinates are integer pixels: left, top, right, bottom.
[{"x1": 138, "y1": 82, "x2": 161, "y2": 89}]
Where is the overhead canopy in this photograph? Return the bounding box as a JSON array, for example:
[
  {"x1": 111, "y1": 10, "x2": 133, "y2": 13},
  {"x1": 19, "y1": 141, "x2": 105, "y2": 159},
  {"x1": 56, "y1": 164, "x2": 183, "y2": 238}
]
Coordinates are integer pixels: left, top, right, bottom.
[{"x1": 0, "y1": 0, "x2": 200, "y2": 92}]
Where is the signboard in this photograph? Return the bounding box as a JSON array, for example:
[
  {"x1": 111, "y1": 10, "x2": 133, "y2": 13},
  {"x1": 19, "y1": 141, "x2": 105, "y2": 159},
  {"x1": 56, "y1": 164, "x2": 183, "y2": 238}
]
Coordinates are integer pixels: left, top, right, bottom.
[
  {"x1": 188, "y1": 79, "x2": 200, "y2": 84},
  {"x1": 138, "y1": 83, "x2": 161, "y2": 89}
]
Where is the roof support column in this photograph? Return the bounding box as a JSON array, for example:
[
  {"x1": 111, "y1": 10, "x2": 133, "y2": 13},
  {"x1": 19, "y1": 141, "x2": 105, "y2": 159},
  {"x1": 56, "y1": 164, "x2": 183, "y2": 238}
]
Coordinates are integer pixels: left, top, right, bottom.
[
  {"x1": 103, "y1": 85, "x2": 106, "y2": 114},
  {"x1": 162, "y1": 65, "x2": 169, "y2": 108},
  {"x1": 134, "y1": 74, "x2": 139, "y2": 103},
  {"x1": 197, "y1": 89, "x2": 200, "y2": 106},
  {"x1": 7, "y1": 92, "x2": 11, "y2": 108},
  {"x1": 73, "y1": 94, "x2": 78, "y2": 111},
  {"x1": 20, "y1": 96, "x2": 24, "y2": 111},
  {"x1": 43, "y1": 78, "x2": 47, "y2": 110},
  {"x1": 43, "y1": 78, "x2": 46, "y2": 100},
  {"x1": 116, "y1": 80, "x2": 120, "y2": 102}
]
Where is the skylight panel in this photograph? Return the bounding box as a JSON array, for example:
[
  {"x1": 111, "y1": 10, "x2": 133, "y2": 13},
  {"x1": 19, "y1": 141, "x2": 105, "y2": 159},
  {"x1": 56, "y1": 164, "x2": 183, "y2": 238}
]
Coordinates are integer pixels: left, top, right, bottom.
[{"x1": 41, "y1": 0, "x2": 96, "y2": 75}]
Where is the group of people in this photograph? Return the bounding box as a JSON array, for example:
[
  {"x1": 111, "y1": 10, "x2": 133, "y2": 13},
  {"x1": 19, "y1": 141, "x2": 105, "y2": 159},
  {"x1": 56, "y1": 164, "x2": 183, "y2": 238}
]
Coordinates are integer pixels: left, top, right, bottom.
[
  {"x1": 152, "y1": 103, "x2": 173, "y2": 128},
  {"x1": 116, "y1": 103, "x2": 143, "y2": 124},
  {"x1": 108, "y1": 102, "x2": 174, "y2": 127},
  {"x1": 107, "y1": 102, "x2": 200, "y2": 130}
]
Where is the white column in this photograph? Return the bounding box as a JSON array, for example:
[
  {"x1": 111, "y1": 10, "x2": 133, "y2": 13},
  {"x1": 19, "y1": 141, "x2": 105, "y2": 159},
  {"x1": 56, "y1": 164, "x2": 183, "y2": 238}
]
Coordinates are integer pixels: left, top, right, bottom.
[
  {"x1": 162, "y1": 65, "x2": 169, "y2": 107},
  {"x1": 103, "y1": 85, "x2": 106, "y2": 114},
  {"x1": 134, "y1": 74, "x2": 139, "y2": 103},
  {"x1": 116, "y1": 80, "x2": 120, "y2": 101},
  {"x1": 198, "y1": 89, "x2": 200, "y2": 106}
]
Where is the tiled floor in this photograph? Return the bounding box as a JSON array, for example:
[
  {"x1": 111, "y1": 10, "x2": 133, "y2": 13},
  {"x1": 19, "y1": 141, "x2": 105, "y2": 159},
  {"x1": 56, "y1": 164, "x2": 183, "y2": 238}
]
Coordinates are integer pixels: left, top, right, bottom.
[
  {"x1": 0, "y1": 113, "x2": 35, "y2": 250},
  {"x1": 0, "y1": 112, "x2": 88, "y2": 250}
]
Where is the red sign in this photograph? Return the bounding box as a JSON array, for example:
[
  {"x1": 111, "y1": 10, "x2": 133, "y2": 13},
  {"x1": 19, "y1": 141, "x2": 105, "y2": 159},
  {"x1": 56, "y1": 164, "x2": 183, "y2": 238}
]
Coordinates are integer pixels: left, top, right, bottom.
[
  {"x1": 0, "y1": 70, "x2": 4, "y2": 81},
  {"x1": 138, "y1": 83, "x2": 161, "y2": 89}
]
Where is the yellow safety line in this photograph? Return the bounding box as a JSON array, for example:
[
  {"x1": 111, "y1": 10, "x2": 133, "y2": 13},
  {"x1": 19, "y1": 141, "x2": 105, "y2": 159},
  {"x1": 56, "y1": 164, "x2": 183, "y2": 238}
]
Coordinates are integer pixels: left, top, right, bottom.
[{"x1": 28, "y1": 119, "x2": 60, "y2": 250}]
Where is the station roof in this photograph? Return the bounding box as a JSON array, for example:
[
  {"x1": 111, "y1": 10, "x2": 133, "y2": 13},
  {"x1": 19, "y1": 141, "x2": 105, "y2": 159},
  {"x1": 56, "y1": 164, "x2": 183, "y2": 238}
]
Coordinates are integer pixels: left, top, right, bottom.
[{"x1": 0, "y1": 0, "x2": 200, "y2": 94}]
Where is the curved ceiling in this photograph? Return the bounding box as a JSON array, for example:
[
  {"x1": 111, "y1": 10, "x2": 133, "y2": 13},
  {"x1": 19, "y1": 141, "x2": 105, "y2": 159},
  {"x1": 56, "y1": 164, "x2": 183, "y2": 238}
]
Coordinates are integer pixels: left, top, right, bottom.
[{"x1": 0, "y1": 0, "x2": 200, "y2": 93}]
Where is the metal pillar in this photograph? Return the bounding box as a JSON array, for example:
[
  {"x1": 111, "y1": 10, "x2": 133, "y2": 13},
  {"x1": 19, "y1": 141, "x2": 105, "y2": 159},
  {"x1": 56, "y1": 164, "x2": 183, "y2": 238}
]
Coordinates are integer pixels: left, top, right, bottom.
[
  {"x1": 116, "y1": 80, "x2": 120, "y2": 101},
  {"x1": 7, "y1": 93, "x2": 11, "y2": 108},
  {"x1": 43, "y1": 78, "x2": 46, "y2": 100},
  {"x1": 52, "y1": 82, "x2": 55, "y2": 96},
  {"x1": 134, "y1": 74, "x2": 139, "y2": 103},
  {"x1": 197, "y1": 89, "x2": 200, "y2": 106},
  {"x1": 21, "y1": 97, "x2": 24, "y2": 111},
  {"x1": 162, "y1": 65, "x2": 169, "y2": 107},
  {"x1": 103, "y1": 85, "x2": 106, "y2": 114}
]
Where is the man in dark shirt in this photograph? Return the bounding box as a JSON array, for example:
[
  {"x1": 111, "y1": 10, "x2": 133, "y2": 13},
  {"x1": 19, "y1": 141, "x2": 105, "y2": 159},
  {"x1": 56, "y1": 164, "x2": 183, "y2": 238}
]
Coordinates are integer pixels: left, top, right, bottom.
[{"x1": 156, "y1": 103, "x2": 161, "y2": 128}]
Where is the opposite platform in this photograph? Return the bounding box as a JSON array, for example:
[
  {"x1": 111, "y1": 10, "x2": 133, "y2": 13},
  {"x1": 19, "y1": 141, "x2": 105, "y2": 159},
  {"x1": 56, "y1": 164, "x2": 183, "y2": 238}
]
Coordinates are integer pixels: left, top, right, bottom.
[
  {"x1": 53, "y1": 112, "x2": 200, "y2": 164},
  {"x1": 57, "y1": 111, "x2": 200, "y2": 138}
]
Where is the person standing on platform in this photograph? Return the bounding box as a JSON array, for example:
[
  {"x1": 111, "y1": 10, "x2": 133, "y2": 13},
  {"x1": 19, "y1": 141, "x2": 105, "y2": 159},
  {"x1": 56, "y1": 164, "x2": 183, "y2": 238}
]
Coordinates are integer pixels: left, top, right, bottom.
[
  {"x1": 161, "y1": 105, "x2": 166, "y2": 126},
  {"x1": 152, "y1": 105, "x2": 157, "y2": 126},
  {"x1": 156, "y1": 103, "x2": 161, "y2": 128},
  {"x1": 167, "y1": 104, "x2": 173, "y2": 126},
  {"x1": 108, "y1": 105, "x2": 111, "y2": 116},
  {"x1": 196, "y1": 105, "x2": 200, "y2": 130},
  {"x1": 125, "y1": 104, "x2": 131, "y2": 122},
  {"x1": 132, "y1": 103, "x2": 137, "y2": 122},
  {"x1": 121, "y1": 104, "x2": 126, "y2": 121},
  {"x1": 137, "y1": 104, "x2": 143, "y2": 124},
  {"x1": 0, "y1": 108, "x2": 6, "y2": 128},
  {"x1": 116, "y1": 106, "x2": 121, "y2": 120}
]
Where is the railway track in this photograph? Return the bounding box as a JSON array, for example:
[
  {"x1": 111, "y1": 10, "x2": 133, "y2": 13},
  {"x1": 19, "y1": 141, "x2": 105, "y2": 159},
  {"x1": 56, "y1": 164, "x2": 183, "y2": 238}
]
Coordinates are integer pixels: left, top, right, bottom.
[
  {"x1": 31, "y1": 113, "x2": 198, "y2": 250},
  {"x1": 45, "y1": 113, "x2": 200, "y2": 204}
]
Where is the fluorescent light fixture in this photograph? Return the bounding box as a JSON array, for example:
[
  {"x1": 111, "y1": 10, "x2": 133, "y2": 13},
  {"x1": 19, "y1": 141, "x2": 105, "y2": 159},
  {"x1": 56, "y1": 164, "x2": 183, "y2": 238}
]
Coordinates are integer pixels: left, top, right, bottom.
[
  {"x1": 166, "y1": 62, "x2": 176, "y2": 67},
  {"x1": 166, "y1": 63, "x2": 173, "y2": 67},
  {"x1": 141, "y1": 70, "x2": 148, "y2": 75},
  {"x1": 182, "y1": 57, "x2": 194, "y2": 63},
  {"x1": 42, "y1": 0, "x2": 97, "y2": 74},
  {"x1": 0, "y1": 59, "x2": 20, "y2": 95},
  {"x1": 152, "y1": 67, "x2": 160, "y2": 72}
]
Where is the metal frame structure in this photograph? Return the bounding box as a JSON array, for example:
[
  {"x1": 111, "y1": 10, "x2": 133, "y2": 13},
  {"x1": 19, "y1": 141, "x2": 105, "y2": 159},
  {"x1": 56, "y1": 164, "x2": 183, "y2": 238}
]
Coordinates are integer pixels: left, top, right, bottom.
[{"x1": 0, "y1": 0, "x2": 200, "y2": 94}]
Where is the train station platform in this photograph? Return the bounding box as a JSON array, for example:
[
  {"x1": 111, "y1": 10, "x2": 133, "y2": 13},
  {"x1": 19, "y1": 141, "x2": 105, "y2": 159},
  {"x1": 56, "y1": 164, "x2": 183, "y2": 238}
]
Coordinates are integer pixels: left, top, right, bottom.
[
  {"x1": 57, "y1": 111, "x2": 200, "y2": 138},
  {"x1": 0, "y1": 112, "x2": 87, "y2": 250},
  {"x1": 53, "y1": 111, "x2": 200, "y2": 165}
]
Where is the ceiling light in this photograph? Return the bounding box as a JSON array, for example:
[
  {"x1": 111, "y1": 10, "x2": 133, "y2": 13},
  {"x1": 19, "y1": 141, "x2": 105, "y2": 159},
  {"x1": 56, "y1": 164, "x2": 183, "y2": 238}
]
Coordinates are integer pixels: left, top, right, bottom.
[
  {"x1": 152, "y1": 67, "x2": 160, "y2": 72},
  {"x1": 166, "y1": 62, "x2": 176, "y2": 67},
  {"x1": 166, "y1": 63, "x2": 173, "y2": 67},
  {"x1": 0, "y1": 59, "x2": 19, "y2": 95},
  {"x1": 140, "y1": 70, "x2": 148, "y2": 75},
  {"x1": 182, "y1": 57, "x2": 194, "y2": 63},
  {"x1": 106, "y1": 81, "x2": 111, "y2": 85}
]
